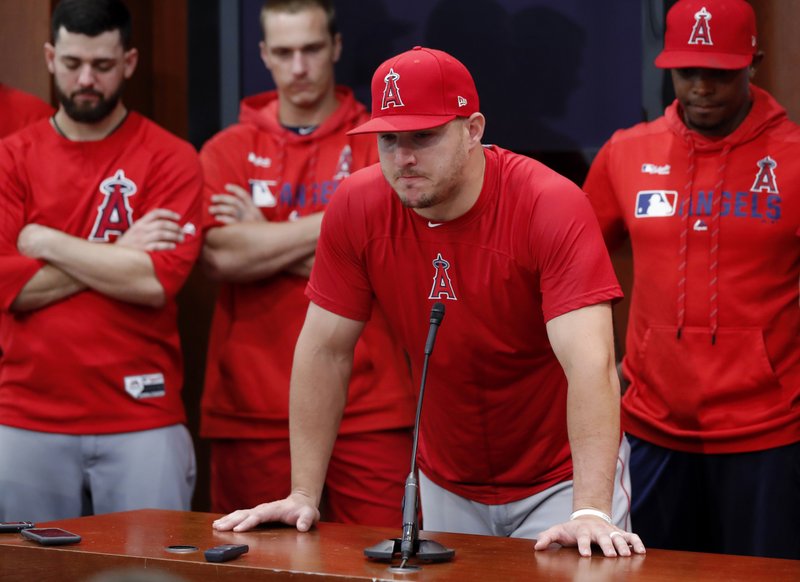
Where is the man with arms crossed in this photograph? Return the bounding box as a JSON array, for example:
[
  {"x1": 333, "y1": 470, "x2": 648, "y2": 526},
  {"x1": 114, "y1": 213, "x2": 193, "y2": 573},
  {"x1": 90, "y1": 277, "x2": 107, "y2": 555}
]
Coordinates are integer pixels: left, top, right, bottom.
[
  {"x1": 214, "y1": 46, "x2": 645, "y2": 557},
  {"x1": 200, "y1": 0, "x2": 415, "y2": 525},
  {"x1": 0, "y1": 0, "x2": 201, "y2": 521}
]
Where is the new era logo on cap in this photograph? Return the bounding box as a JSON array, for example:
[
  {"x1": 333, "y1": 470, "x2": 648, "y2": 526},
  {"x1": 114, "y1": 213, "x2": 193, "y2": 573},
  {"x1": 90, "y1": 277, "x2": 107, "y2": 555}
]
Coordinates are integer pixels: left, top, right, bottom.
[
  {"x1": 654, "y1": 0, "x2": 757, "y2": 70},
  {"x1": 348, "y1": 46, "x2": 480, "y2": 135}
]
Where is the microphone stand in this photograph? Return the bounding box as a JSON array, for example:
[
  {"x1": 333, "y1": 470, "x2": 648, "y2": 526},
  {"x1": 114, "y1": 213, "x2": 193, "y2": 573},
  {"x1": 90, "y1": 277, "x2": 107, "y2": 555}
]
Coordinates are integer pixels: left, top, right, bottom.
[{"x1": 364, "y1": 302, "x2": 455, "y2": 572}]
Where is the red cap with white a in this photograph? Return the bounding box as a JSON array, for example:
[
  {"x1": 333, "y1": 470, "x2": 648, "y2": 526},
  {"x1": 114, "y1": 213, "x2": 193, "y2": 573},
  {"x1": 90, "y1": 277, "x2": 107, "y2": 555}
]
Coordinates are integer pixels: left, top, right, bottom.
[
  {"x1": 655, "y1": 0, "x2": 757, "y2": 70},
  {"x1": 348, "y1": 46, "x2": 479, "y2": 135}
]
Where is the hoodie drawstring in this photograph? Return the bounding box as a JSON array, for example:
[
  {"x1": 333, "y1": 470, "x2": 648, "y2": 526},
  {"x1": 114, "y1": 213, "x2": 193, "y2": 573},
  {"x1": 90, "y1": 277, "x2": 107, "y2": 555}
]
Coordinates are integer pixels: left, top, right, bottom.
[
  {"x1": 676, "y1": 138, "x2": 730, "y2": 345},
  {"x1": 708, "y1": 144, "x2": 731, "y2": 345},
  {"x1": 676, "y1": 139, "x2": 696, "y2": 340}
]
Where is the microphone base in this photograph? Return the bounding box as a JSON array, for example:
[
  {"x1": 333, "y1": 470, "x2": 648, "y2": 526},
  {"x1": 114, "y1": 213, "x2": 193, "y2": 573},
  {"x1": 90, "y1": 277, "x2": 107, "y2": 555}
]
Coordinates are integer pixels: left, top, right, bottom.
[
  {"x1": 388, "y1": 564, "x2": 422, "y2": 574},
  {"x1": 364, "y1": 537, "x2": 455, "y2": 563}
]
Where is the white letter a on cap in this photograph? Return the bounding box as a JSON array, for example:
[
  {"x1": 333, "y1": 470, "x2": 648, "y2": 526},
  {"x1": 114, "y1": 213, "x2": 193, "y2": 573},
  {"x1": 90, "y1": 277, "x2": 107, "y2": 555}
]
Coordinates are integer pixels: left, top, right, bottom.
[
  {"x1": 689, "y1": 7, "x2": 713, "y2": 45},
  {"x1": 381, "y1": 68, "x2": 404, "y2": 110}
]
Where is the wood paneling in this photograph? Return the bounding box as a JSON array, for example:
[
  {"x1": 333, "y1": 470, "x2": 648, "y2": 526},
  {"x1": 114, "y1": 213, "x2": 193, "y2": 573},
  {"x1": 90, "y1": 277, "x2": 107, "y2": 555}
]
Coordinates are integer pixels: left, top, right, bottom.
[
  {"x1": 125, "y1": 0, "x2": 189, "y2": 138},
  {"x1": 0, "y1": 0, "x2": 53, "y2": 102},
  {"x1": 751, "y1": 0, "x2": 800, "y2": 123},
  {"x1": 152, "y1": 0, "x2": 189, "y2": 137}
]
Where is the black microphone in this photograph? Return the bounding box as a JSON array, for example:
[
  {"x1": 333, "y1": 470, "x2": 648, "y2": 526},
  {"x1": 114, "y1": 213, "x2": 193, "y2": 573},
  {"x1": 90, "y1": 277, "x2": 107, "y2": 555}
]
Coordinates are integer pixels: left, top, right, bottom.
[
  {"x1": 398, "y1": 472, "x2": 419, "y2": 564},
  {"x1": 424, "y1": 301, "x2": 445, "y2": 355},
  {"x1": 401, "y1": 302, "x2": 444, "y2": 563},
  {"x1": 364, "y1": 302, "x2": 455, "y2": 571}
]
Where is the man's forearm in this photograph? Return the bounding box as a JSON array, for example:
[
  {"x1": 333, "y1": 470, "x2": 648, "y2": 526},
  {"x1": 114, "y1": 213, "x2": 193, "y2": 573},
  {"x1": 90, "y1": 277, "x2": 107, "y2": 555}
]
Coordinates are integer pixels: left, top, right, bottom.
[
  {"x1": 287, "y1": 304, "x2": 359, "y2": 506},
  {"x1": 546, "y1": 303, "x2": 621, "y2": 516},
  {"x1": 10, "y1": 264, "x2": 86, "y2": 312},
  {"x1": 567, "y1": 368, "x2": 620, "y2": 515},
  {"x1": 288, "y1": 337, "x2": 352, "y2": 505},
  {"x1": 285, "y1": 254, "x2": 315, "y2": 279},
  {"x1": 203, "y1": 213, "x2": 323, "y2": 282},
  {"x1": 30, "y1": 229, "x2": 165, "y2": 307}
]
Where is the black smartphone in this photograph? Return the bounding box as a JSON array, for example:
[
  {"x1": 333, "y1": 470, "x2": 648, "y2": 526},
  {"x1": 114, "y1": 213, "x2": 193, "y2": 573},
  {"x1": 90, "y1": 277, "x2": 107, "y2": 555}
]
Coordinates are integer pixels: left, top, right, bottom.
[
  {"x1": 204, "y1": 544, "x2": 249, "y2": 563},
  {"x1": 0, "y1": 521, "x2": 35, "y2": 533},
  {"x1": 20, "y1": 527, "x2": 81, "y2": 546}
]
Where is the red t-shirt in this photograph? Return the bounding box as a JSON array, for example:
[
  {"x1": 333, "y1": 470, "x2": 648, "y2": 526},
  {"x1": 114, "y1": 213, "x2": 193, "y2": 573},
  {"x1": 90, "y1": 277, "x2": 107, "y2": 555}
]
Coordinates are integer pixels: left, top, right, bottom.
[
  {"x1": 199, "y1": 88, "x2": 415, "y2": 439},
  {"x1": 0, "y1": 113, "x2": 203, "y2": 434},
  {"x1": 0, "y1": 84, "x2": 53, "y2": 138},
  {"x1": 309, "y1": 145, "x2": 622, "y2": 503},
  {"x1": 585, "y1": 85, "x2": 800, "y2": 453},
  {"x1": 0, "y1": 85, "x2": 53, "y2": 360}
]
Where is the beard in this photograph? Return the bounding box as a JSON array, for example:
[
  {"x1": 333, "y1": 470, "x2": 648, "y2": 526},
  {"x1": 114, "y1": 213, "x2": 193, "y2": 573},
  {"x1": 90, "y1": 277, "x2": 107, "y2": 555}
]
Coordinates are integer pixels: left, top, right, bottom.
[
  {"x1": 393, "y1": 147, "x2": 469, "y2": 210},
  {"x1": 55, "y1": 80, "x2": 124, "y2": 124},
  {"x1": 396, "y1": 183, "x2": 440, "y2": 209}
]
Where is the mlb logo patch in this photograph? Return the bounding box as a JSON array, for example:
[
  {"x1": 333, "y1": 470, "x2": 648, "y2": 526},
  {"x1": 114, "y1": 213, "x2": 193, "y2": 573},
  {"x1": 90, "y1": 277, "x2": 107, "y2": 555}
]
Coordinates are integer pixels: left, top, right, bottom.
[
  {"x1": 635, "y1": 190, "x2": 678, "y2": 217},
  {"x1": 124, "y1": 373, "x2": 166, "y2": 399},
  {"x1": 249, "y1": 179, "x2": 277, "y2": 207}
]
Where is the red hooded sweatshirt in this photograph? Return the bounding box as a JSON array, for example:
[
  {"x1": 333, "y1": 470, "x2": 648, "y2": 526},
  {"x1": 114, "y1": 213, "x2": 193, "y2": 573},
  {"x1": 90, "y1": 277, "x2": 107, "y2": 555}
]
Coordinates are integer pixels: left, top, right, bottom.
[
  {"x1": 199, "y1": 87, "x2": 415, "y2": 439},
  {"x1": 585, "y1": 85, "x2": 800, "y2": 454}
]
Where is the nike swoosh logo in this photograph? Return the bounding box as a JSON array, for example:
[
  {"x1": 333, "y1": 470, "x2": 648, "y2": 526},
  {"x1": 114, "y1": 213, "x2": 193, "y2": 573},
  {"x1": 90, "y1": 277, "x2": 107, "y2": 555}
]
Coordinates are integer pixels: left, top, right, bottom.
[{"x1": 428, "y1": 221, "x2": 444, "y2": 228}]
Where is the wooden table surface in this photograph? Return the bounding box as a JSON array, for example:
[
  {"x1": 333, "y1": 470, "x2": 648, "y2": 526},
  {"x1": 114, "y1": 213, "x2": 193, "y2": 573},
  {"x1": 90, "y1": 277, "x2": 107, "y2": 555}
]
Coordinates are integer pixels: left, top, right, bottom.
[{"x1": 0, "y1": 509, "x2": 796, "y2": 581}]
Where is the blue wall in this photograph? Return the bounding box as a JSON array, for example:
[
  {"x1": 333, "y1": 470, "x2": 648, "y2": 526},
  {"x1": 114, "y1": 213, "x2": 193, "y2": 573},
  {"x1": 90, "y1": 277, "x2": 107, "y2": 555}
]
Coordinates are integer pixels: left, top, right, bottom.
[{"x1": 237, "y1": 0, "x2": 643, "y2": 156}]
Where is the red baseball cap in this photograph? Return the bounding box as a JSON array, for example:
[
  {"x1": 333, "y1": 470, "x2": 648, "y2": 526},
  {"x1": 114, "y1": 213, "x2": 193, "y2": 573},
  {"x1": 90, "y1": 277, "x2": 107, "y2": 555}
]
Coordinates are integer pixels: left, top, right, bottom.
[
  {"x1": 348, "y1": 46, "x2": 479, "y2": 135},
  {"x1": 655, "y1": 0, "x2": 757, "y2": 70}
]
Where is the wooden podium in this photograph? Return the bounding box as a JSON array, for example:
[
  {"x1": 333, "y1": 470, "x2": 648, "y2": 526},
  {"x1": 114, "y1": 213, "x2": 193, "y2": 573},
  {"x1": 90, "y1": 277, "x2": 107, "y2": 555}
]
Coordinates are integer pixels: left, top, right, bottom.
[{"x1": 0, "y1": 509, "x2": 797, "y2": 581}]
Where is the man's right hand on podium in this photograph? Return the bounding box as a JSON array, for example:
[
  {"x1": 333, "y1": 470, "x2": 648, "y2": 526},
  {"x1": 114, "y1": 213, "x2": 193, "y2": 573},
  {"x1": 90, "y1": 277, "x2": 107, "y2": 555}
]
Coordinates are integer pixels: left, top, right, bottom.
[{"x1": 212, "y1": 491, "x2": 321, "y2": 533}]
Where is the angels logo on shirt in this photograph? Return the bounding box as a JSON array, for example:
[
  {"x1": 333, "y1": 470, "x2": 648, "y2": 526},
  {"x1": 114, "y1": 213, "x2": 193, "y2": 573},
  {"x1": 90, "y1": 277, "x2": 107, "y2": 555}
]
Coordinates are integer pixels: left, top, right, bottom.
[
  {"x1": 89, "y1": 169, "x2": 137, "y2": 241},
  {"x1": 750, "y1": 156, "x2": 779, "y2": 194},
  {"x1": 429, "y1": 253, "x2": 457, "y2": 301},
  {"x1": 381, "y1": 68, "x2": 404, "y2": 110},
  {"x1": 688, "y1": 7, "x2": 713, "y2": 46},
  {"x1": 635, "y1": 190, "x2": 678, "y2": 217},
  {"x1": 333, "y1": 145, "x2": 353, "y2": 180}
]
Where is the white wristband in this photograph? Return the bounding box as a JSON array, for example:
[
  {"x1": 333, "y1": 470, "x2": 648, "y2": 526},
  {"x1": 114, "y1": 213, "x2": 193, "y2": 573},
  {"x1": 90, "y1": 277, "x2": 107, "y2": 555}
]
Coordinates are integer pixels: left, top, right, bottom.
[{"x1": 570, "y1": 508, "x2": 612, "y2": 524}]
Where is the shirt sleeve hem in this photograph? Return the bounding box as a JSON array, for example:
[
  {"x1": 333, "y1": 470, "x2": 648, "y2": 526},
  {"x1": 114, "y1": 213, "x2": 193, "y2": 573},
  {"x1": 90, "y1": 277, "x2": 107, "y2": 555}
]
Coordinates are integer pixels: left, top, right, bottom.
[{"x1": 305, "y1": 283, "x2": 371, "y2": 322}]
